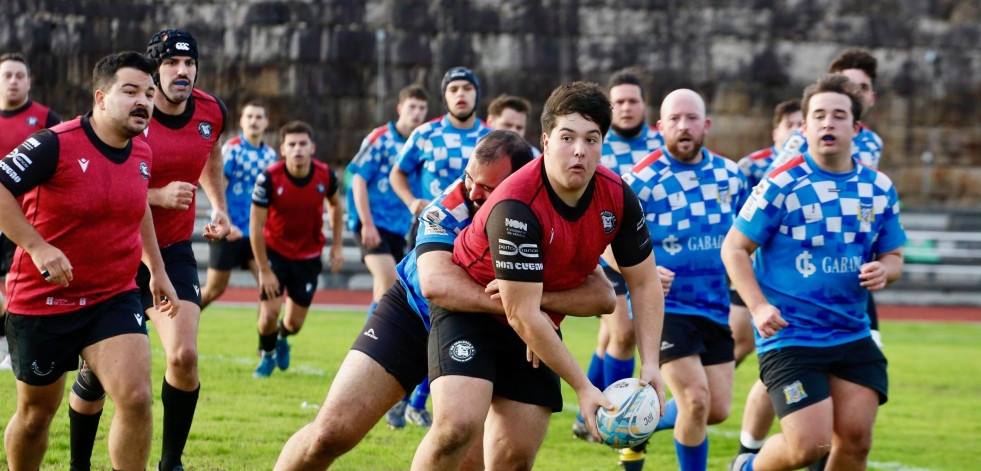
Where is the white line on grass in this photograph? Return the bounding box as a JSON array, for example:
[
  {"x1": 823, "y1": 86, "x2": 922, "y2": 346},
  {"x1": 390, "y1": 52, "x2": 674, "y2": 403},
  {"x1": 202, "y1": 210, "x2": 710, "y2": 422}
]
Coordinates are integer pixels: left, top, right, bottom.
[{"x1": 150, "y1": 349, "x2": 328, "y2": 377}]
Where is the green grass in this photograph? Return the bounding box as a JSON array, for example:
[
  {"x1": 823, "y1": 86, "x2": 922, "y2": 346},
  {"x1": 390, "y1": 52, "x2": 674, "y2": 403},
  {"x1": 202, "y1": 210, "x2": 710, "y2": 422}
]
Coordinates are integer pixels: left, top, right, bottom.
[{"x1": 1, "y1": 307, "x2": 979, "y2": 470}]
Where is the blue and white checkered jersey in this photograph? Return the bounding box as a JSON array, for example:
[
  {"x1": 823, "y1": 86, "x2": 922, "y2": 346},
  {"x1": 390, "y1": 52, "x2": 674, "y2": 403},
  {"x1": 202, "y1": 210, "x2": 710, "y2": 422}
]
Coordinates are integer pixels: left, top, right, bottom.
[
  {"x1": 734, "y1": 153, "x2": 906, "y2": 353},
  {"x1": 395, "y1": 114, "x2": 492, "y2": 200},
  {"x1": 766, "y1": 125, "x2": 883, "y2": 174},
  {"x1": 222, "y1": 134, "x2": 278, "y2": 234},
  {"x1": 600, "y1": 125, "x2": 664, "y2": 176},
  {"x1": 737, "y1": 146, "x2": 777, "y2": 189},
  {"x1": 346, "y1": 121, "x2": 413, "y2": 236},
  {"x1": 623, "y1": 147, "x2": 749, "y2": 325},
  {"x1": 394, "y1": 176, "x2": 474, "y2": 330}
]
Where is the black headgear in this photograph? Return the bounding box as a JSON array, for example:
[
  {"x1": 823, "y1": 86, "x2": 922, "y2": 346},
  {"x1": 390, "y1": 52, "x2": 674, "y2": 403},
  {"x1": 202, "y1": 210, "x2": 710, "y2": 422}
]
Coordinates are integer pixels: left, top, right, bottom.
[
  {"x1": 441, "y1": 67, "x2": 481, "y2": 118},
  {"x1": 146, "y1": 29, "x2": 199, "y2": 104}
]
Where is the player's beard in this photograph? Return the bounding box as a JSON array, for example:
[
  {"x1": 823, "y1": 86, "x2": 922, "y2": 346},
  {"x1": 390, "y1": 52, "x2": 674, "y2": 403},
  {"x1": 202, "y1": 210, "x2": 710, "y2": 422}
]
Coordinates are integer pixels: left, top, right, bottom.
[
  {"x1": 118, "y1": 108, "x2": 151, "y2": 139},
  {"x1": 666, "y1": 134, "x2": 704, "y2": 163},
  {"x1": 449, "y1": 106, "x2": 476, "y2": 122}
]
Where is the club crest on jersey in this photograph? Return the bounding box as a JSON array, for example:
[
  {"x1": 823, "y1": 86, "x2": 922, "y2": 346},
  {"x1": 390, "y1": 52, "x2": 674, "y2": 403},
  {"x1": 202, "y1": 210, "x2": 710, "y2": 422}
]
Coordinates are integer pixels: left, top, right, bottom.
[
  {"x1": 26, "y1": 116, "x2": 38, "y2": 126},
  {"x1": 317, "y1": 183, "x2": 326, "y2": 194},
  {"x1": 139, "y1": 161, "x2": 150, "y2": 180},
  {"x1": 198, "y1": 122, "x2": 213, "y2": 139},
  {"x1": 601, "y1": 210, "x2": 617, "y2": 234},
  {"x1": 717, "y1": 183, "x2": 731, "y2": 204},
  {"x1": 858, "y1": 201, "x2": 875, "y2": 223}
]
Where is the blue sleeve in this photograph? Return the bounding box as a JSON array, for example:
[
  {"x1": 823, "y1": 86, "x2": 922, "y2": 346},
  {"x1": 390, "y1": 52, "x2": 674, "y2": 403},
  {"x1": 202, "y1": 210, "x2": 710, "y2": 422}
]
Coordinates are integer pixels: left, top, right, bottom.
[
  {"x1": 350, "y1": 138, "x2": 381, "y2": 181},
  {"x1": 396, "y1": 129, "x2": 424, "y2": 174},
  {"x1": 221, "y1": 142, "x2": 235, "y2": 178},
  {"x1": 873, "y1": 185, "x2": 907, "y2": 254},
  {"x1": 733, "y1": 178, "x2": 784, "y2": 245},
  {"x1": 733, "y1": 169, "x2": 751, "y2": 213},
  {"x1": 416, "y1": 204, "x2": 463, "y2": 247}
]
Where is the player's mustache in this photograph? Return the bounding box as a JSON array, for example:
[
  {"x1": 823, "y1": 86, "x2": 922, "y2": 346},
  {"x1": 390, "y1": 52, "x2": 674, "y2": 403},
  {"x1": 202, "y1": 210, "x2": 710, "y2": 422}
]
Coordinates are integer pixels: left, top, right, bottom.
[{"x1": 130, "y1": 108, "x2": 150, "y2": 119}]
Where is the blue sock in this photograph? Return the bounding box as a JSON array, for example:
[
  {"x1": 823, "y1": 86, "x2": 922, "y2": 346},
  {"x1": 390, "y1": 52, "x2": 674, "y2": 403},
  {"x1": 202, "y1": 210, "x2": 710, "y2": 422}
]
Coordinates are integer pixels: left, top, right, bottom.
[
  {"x1": 655, "y1": 397, "x2": 678, "y2": 431},
  {"x1": 674, "y1": 437, "x2": 708, "y2": 471},
  {"x1": 577, "y1": 352, "x2": 606, "y2": 423},
  {"x1": 602, "y1": 354, "x2": 634, "y2": 389},
  {"x1": 742, "y1": 454, "x2": 756, "y2": 471},
  {"x1": 409, "y1": 378, "x2": 430, "y2": 409},
  {"x1": 366, "y1": 301, "x2": 377, "y2": 320}
]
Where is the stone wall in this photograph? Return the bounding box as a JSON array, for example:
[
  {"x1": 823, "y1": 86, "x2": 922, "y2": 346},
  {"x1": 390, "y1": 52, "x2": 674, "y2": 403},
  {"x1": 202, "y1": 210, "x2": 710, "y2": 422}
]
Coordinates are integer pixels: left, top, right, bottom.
[{"x1": 2, "y1": 0, "x2": 979, "y2": 207}]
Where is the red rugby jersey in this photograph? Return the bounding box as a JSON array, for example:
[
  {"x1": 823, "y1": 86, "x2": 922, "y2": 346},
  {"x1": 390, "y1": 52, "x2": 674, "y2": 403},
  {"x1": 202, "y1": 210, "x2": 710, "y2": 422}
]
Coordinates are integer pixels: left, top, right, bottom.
[
  {"x1": 138, "y1": 89, "x2": 226, "y2": 248},
  {"x1": 252, "y1": 160, "x2": 339, "y2": 260},
  {"x1": 0, "y1": 100, "x2": 61, "y2": 155},
  {"x1": 0, "y1": 114, "x2": 152, "y2": 315},
  {"x1": 453, "y1": 156, "x2": 651, "y2": 325}
]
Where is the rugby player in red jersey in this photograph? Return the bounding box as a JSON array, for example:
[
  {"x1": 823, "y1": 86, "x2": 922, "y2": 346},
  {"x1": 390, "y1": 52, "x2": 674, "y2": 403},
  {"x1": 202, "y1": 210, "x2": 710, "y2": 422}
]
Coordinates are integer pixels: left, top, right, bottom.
[
  {"x1": 1, "y1": 51, "x2": 179, "y2": 471},
  {"x1": 410, "y1": 82, "x2": 667, "y2": 470}
]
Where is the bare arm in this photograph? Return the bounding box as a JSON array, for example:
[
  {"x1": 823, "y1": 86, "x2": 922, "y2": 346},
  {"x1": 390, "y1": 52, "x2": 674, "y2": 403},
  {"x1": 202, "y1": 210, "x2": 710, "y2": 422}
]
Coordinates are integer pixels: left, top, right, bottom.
[
  {"x1": 860, "y1": 248, "x2": 903, "y2": 291},
  {"x1": 199, "y1": 143, "x2": 231, "y2": 240},
  {"x1": 486, "y1": 264, "x2": 617, "y2": 316},
  {"x1": 389, "y1": 166, "x2": 428, "y2": 216},
  {"x1": 325, "y1": 191, "x2": 345, "y2": 273},
  {"x1": 140, "y1": 204, "x2": 180, "y2": 316},
  {"x1": 619, "y1": 253, "x2": 666, "y2": 410},
  {"x1": 498, "y1": 279, "x2": 614, "y2": 440},
  {"x1": 0, "y1": 185, "x2": 72, "y2": 286},
  {"x1": 720, "y1": 227, "x2": 786, "y2": 338},
  {"x1": 351, "y1": 174, "x2": 380, "y2": 248},
  {"x1": 418, "y1": 249, "x2": 505, "y2": 315},
  {"x1": 250, "y1": 205, "x2": 279, "y2": 300}
]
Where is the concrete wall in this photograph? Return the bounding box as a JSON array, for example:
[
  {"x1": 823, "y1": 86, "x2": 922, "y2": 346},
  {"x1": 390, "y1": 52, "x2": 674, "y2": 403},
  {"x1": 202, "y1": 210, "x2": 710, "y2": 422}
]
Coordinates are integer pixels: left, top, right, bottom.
[{"x1": 3, "y1": 0, "x2": 979, "y2": 207}]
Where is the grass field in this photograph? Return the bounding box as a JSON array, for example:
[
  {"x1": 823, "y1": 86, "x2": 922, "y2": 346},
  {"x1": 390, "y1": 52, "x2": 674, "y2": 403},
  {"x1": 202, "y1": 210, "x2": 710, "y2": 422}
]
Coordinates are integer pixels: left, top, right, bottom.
[{"x1": 1, "y1": 306, "x2": 979, "y2": 470}]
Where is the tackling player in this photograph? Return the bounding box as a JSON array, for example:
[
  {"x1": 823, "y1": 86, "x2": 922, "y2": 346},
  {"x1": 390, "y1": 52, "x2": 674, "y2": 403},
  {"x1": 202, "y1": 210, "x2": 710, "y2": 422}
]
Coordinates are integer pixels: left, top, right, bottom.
[
  {"x1": 250, "y1": 121, "x2": 344, "y2": 378},
  {"x1": 68, "y1": 29, "x2": 231, "y2": 471},
  {"x1": 1, "y1": 51, "x2": 179, "y2": 471},
  {"x1": 410, "y1": 82, "x2": 666, "y2": 471},
  {"x1": 200, "y1": 99, "x2": 278, "y2": 308},
  {"x1": 723, "y1": 74, "x2": 905, "y2": 471},
  {"x1": 0, "y1": 52, "x2": 62, "y2": 371}
]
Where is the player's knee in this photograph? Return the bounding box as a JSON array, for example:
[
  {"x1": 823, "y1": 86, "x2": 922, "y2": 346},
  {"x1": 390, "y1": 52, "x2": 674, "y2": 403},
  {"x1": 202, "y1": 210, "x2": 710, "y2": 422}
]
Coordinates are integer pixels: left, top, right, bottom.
[
  {"x1": 112, "y1": 382, "x2": 153, "y2": 415},
  {"x1": 707, "y1": 401, "x2": 731, "y2": 425},
  {"x1": 489, "y1": 445, "x2": 536, "y2": 471},
  {"x1": 431, "y1": 418, "x2": 481, "y2": 453},
  {"x1": 836, "y1": 426, "x2": 873, "y2": 458},
  {"x1": 305, "y1": 424, "x2": 358, "y2": 462},
  {"x1": 168, "y1": 344, "x2": 199, "y2": 374},
  {"x1": 679, "y1": 389, "x2": 711, "y2": 421},
  {"x1": 608, "y1": 327, "x2": 636, "y2": 349},
  {"x1": 17, "y1": 401, "x2": 60, "y2": 435},
  {"x1": 785, "y1": 438, "x2": 830, "y2": 467}
]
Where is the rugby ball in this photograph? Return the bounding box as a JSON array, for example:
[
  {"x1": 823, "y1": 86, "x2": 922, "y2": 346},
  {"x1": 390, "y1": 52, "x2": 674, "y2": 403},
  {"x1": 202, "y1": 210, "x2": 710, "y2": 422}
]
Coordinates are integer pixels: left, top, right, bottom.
[{"x1": 595, "y1": 378, "x2": 660, "y2": 448}]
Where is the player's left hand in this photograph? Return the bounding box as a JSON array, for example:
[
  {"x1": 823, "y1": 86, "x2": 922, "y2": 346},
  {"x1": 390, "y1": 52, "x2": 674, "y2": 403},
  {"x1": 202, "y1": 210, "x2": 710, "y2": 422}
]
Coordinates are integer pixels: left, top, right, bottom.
[
  {"x1": 577, "y1": 383, "x2": 616, "y2": 442},
  {"x1": 203, "y1": 208, "x2": 231, "y2": 241},
  {"x1": 637, "y1": 363, "x2": 667, "y2": 418},
  {"x1": 329, "y1": 246, "x2": 344, "y2": 274},
  {"x1": 657, "y1": 265, "x2": 675, "y2": 295},
  {"x1": 148, "y1": 271, "x2": 181, "y2": 318},
  {"x1": 859, "y1": 261, "x2": 887, "y2": 291}
]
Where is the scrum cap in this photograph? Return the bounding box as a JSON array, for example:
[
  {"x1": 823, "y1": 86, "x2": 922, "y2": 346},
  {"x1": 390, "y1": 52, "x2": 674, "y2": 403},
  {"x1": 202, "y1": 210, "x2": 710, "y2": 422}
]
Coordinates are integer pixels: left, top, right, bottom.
[
  {"x1": 146, "y1": 29, "x2": 199, "y2": 64},
  {"x1": 441, "y1": 66, "x2": 481, "y2": 109}
]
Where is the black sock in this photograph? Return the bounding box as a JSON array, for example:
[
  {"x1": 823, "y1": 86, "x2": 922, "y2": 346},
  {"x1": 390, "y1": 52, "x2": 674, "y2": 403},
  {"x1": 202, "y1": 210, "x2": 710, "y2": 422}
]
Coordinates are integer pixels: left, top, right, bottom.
[
  {"x1": 69, "y1": 407, "x2": 102, "y2": 471},
  {"x1": 277, "y1": 319, "x2": 294, "y2": 339},
  {"x1": 0, "y1": 313, "x2": 6, "y2": 336},
  {"x1": 160, "y1": 379, "x2": 199, "y2": 471},
  {"x1": 737, "y1": 443, "x2": 761, "y2": 455},
  {"x1": 806, "y1": 453, "x2": 829, "y2": 471},
  {"x1": 259, "y1": 332, "x2": 277, "y2": 353}
]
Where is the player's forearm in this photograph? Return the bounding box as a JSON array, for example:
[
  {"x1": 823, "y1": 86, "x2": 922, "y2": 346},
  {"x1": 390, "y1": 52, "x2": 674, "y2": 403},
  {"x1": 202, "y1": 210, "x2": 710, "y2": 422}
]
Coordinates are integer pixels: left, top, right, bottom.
[
  {"x1": 139, "y1": 204, "x2": 166, "y2": 273},
  {"x1": 621, "y1": 257, "x2": 664, "y2": 366},
  {"x1": 509, "y1": 303, "x2": 590, "y2": 390},
  {"x1": 351, "y1": 176, "x2": 375, "y2": 228},
  {"x1": 419, "y1": 251, "x2": 505, "y2": 315},
  {"x1": 146, "y1": 187, "x2": 166, "y2": 208},
  {"x1": 389, "y1": 167, "x2": 416, "y2": 209},
  {"x1": 249, "y1": 207, "x2": 270, "y2": 268},
  {"x1": 200, "y1": 146, "x2": 228, "y2": 213},
  {"x1": 0, "y1": 186, "x2": 46, "y2": 254},
  {"x1": 721, "y1": 237, "x2": 769, "y2": 312},
  {"x1": 879, "y1": 252, "x2": 904, "y2": 285},
  {"x1": 540, "y1": 267, "x2": 616, "y2": 316}
]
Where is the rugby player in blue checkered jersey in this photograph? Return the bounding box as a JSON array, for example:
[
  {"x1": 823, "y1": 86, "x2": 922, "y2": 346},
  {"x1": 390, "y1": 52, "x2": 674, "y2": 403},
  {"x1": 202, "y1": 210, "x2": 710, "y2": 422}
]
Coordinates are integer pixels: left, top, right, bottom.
[
  {"x1": 390, "y1": 67, "x2": 492, "y2": 222},
  {"x1": 722, "y1": 74, "x2": 906, "y2": 471},
  {"x1": 200, "y1": 99, "x2": 278, "y2": 308},
  {"x1": 616, "y1": 89, "x2": 749, "y2": 471}
]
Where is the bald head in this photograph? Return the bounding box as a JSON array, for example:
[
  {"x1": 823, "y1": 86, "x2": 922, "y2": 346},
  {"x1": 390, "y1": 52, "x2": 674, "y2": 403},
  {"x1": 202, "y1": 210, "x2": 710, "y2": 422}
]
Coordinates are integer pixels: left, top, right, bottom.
[
  {"x1": 657, "y1": 89, "x2": 710, "y2": 163},
  {"x1": 659, "y1": 89, "x2": 706, "y2": 121}
]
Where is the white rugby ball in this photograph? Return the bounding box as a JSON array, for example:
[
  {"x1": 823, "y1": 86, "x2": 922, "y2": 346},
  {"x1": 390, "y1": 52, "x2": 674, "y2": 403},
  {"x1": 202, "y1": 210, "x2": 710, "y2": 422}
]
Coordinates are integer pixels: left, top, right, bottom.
[{"x1": 595, "y1": 377, "x2": 660, "y2": 448}]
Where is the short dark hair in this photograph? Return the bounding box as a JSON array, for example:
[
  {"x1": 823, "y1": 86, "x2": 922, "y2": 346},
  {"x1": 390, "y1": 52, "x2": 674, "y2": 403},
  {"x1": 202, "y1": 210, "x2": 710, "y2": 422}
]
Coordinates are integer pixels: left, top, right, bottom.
[
  {"x1": 473, "y1": 130, "x2": 535, "y2": 174},
  {"x1": 772, "y1": 99, "x2": 801, "y2": 129},
  {"x1": 829, "y1": 49, "x2": 877, "y2": 86},
  {"x1": 279, "y1": 120, "x2": 315, "y2": 142},
  {"x1": 0, "y1": 53, "x2": 29, "y2": 76},
  {"x1": 92, "y1": 51, "x2": 157, "y2": 92},
  {"x1": 801, "y1": 74, "x2": 863, "y2": 124},
  {"x1": 487, "y1": 94, "x2": 531, "y2": 118},
  {"x1": 398, "y1": 84, "x2": 428, "y2": 103},
  {"x1": 541, "y1": 81, "x2": 612, "y2": 138},
  {"x1": 607, "y1": 68, "x2": 644, "y2": 99},
  {"x1": 239, "y1": 99, "x2": 267, "y2": 116}
]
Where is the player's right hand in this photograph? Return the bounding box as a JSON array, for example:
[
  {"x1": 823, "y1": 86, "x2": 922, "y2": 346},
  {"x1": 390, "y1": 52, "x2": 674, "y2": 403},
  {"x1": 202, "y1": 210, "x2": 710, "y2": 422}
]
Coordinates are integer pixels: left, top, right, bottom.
[
  {"x1": 258, "y1": 269, "x2": 281, "y2": 300},
  {"x1": 30, "y1": 243, "x2": 73, "y2": 287},
  {"x1": 409, "y1": 198, "x2": 430, "y2": 216},
  {"x1": 361, "y1": 224, "x2": 381, "y2": 249},
  {"x1": 751, "y1": 304, "x2": 787, "y2": 338},
  {"x1": 657, "y1": 265, "x2": 675, "y2": 295},
  {"x1": 226, "y1": 225, "x2": 243, "y2": 242},
  {"x1": 155, "y1": 181, "x2": 196, "y2": 211},
  {"x1": 149, "y1": 272, "x2": 181, "y2": 318},
  {"x1": 577, "y1": 384, "x2": 616, "y2": 443}
]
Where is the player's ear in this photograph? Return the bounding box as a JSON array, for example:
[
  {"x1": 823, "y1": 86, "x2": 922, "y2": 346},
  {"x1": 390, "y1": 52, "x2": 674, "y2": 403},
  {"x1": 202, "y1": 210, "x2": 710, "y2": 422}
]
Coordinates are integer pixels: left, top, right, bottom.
[
  {"x1": 703, "y1": 117, "x2": 711, "y2": 132},
  {"x1": 94, "y1": 89, "x2": 106, "y2": 111}
]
